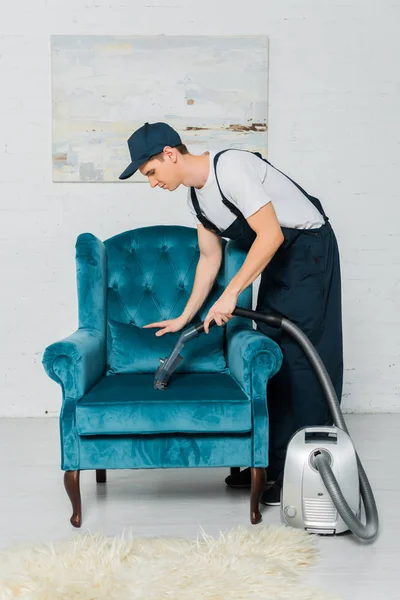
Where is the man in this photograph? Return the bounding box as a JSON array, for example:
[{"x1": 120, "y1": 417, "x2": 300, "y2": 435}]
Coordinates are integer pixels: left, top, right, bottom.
[{"x1": 119, "y1": 121, "x2": 343, "y2": 505}]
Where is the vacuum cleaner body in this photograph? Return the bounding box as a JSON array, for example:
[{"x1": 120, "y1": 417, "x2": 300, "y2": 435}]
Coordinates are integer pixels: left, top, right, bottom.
[{"x1": 281, "y1": 426, "x2": 361, "y2": 535}]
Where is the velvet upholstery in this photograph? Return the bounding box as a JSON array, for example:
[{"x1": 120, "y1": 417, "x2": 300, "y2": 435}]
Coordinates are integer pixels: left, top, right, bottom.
[
  {"x1": 42, "y1": 225, "x2": 283, "y2": 475},
  {"x1": 76, "y1": 373, "x2": 251, "y2": 435}
]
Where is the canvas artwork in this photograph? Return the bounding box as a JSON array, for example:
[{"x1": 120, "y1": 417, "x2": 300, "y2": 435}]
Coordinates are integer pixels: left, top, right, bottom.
[{"x1": 51, "y1": 35, "x2": 269, "y2": 183}]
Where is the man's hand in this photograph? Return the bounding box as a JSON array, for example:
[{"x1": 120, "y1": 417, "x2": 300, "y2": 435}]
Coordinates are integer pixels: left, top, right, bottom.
[
  {"x1": 142, "y1": 315, "x2": 188, "y2": 337},
  {"x1": 203, "y1": 291, "x2": 238, "y2": 333}
]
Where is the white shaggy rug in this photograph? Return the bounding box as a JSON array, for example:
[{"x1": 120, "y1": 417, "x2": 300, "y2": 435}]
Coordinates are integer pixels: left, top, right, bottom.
[{"x1": 0, "y1": 525, "x2": 341, "y2": 600}]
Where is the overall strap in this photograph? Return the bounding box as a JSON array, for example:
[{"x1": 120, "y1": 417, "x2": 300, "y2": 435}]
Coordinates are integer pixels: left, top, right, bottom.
[
  {"x1": 212, "y1": 150, "x2": 246, "y2": 218},
  {"x1": 214, "y1": 149, "x2": 328, "y2": 224},
  {"x1": 189, "y1": 149, "x2": 247, "y2": 233},
  {"x1": 257, "y1": 153, "x2": 328, "y2": 222},
  {"x1": 215, "y1": 148, "x2": 328, "y2": 222},
  {"x1": 189, "y1": 186, "x2": 220, "y2": 234}
]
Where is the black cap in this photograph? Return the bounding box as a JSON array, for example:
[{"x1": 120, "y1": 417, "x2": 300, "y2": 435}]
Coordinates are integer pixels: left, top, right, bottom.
[{"x1": 119, "y1": 122, "x2": 182, "y2": 180}]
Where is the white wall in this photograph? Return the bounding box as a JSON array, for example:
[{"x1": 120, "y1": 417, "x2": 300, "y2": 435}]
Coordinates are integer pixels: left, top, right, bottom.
[{"x1": 1, "y1": 0, "x2": 399, "y2": 417}]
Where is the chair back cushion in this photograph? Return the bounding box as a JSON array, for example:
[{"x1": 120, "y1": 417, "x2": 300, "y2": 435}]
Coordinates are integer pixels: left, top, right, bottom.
[{"x1": 104, "y1": 225, "x2": 228, "y2": 374}]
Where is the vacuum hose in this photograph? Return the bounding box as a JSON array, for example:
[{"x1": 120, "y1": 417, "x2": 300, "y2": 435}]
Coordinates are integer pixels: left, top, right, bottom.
[{"x1": 154, "y1": 306, "x2": 379, "y2": 542}]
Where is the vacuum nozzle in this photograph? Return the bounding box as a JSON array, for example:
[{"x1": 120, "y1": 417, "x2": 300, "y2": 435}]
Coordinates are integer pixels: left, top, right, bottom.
[
  {"x1": 153, "y1": 320, "x2": 216, "y2": 390},
  {"x1": 154, "y1": 354, "x2": 184, "y2": 390}
]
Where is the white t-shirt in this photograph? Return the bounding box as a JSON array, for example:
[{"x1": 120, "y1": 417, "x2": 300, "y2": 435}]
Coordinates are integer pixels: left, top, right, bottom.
[{"x1": 186, "y1": 150, "x2": 325, "y2": 232}]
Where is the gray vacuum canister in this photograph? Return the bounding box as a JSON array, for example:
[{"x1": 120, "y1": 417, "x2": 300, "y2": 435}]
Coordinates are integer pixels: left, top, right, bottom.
[{"x1": 281, "y1": 426, "x2": 361, "y2": 535}]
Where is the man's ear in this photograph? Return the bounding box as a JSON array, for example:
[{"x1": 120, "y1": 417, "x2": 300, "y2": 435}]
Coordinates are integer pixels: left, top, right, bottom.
[{"x1": 163, "y1": 146, "x2": 178, "y2": 163}]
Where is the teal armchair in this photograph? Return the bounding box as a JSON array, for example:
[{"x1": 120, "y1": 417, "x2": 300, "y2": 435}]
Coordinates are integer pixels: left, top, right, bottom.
[{"x1": 42, "y1": 225, "x2": 282, "y2": 527}]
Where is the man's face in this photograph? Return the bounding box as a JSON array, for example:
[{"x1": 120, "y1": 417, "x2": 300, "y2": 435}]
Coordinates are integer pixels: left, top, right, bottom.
[{"x1": 139, "y1": 152, "x2": 182, "y2": 191}]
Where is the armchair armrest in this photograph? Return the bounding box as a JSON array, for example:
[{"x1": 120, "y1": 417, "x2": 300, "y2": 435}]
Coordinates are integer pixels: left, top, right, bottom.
[
  {"x1": 42, "y1": 328, "x2": 106, "y2": 401},
  {"x1": 228, "y1": 328, "x2": 282, "y2": 397},
  {"x1": 228, "y1": 328, "x2": 283, "y2": 467}
]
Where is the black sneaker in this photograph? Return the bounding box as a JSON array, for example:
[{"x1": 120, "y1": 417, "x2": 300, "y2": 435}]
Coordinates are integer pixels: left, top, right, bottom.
[
  {"x1": 260, "y1": 481, "x2": 282, "y2": 506},
  {"x1": 225, "y1": 467, "x2": 252, "y2": 489},
  {"x1": 225, "y1": 467, "x2": 272, "y2": 489}
]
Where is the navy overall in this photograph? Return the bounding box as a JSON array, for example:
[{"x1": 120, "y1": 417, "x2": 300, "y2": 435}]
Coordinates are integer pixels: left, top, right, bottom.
[{"x1": 190, "y1": 150, "x2": 343, "y2": 481}]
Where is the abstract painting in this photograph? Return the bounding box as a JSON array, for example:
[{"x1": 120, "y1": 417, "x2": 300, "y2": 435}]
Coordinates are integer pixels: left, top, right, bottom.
[{"x1": 51, "y1": 35, "x2": 269, "y2": 182}]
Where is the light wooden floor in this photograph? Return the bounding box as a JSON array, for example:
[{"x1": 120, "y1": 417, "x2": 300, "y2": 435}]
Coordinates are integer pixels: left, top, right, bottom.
[{"x1": 0, "y1": 414, "x2": 398, "y2": 599}]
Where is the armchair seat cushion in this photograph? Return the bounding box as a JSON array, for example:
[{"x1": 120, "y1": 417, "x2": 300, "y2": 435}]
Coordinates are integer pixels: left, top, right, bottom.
[{"x1": 76, "y1": 373, "x2": 251, "y2": 436}]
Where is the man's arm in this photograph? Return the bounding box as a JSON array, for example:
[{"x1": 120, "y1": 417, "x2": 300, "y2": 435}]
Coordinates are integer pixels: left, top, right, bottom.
[
  {"x1": 203, "y1": 202, "x2": 284, "y2": 332},
  {"x1": 224, "y1": 202, "x2": 284, "y2": 297},
  {"x1": 180, "y1": 224, "x2": 223, "y2": 323},
  {"x1": 211, "y1": 151, "x2": 284, "y2": 299}
]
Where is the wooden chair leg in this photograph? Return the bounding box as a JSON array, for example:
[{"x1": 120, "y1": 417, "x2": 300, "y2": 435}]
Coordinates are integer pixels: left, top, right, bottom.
[
  {"x1": 230, "y1": 467, "x2": 241, "y2": 476},
  {"x1": 96, "y1": 469, "x2": 107, "y2": 483},
  {"x1": 64, "y1": 470, "x2": 82, "y2": 528},
  {"x1": 250, "y1": 467, "x2": 266, "y2": 525}
]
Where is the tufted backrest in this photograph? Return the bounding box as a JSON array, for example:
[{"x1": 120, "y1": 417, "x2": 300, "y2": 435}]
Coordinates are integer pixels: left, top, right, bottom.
[{"x1": 104, "y1": 225, "x2": 230, "y2": 375}]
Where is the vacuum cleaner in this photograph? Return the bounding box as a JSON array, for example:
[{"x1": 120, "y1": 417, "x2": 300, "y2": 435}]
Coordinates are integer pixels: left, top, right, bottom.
[{"x1": 153, "y1": 307, "x2": 379, "y2": 543}]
